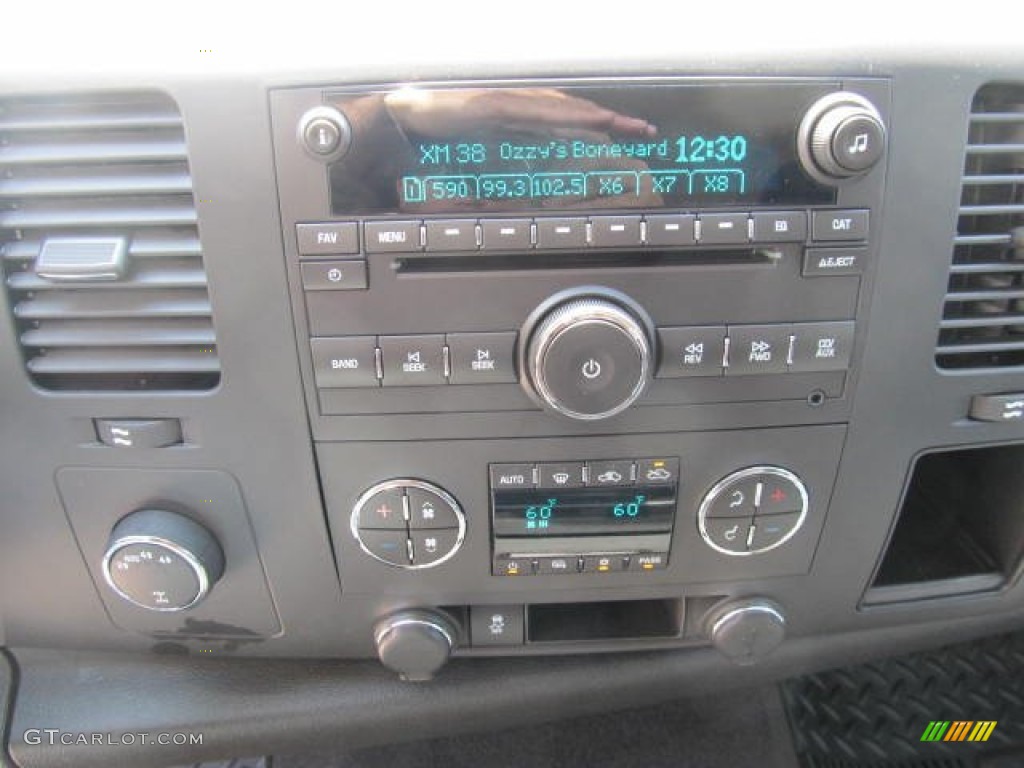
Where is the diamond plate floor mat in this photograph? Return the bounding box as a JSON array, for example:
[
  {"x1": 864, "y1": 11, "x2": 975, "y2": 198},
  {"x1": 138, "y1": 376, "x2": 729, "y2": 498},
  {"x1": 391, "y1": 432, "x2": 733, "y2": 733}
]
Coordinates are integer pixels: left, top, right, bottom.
[{"x1": 781, "y1": 630, "x2": 1024, "y2": 768}]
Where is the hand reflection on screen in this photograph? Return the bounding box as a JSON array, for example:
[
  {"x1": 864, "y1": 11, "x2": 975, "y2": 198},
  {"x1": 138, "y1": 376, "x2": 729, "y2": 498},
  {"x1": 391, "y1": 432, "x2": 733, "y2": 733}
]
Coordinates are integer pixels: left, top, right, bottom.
[{"x1": 384, "y1": 87, "x2": 657, "y2": 140}]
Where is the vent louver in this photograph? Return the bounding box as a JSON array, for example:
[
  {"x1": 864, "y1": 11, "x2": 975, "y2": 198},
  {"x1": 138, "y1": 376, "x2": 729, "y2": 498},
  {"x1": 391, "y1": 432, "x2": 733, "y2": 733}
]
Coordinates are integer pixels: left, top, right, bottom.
[
  {"x1": 0, "y1": 91, "x2": 220, "y2": 391},
  {"x1": 937, "y1": 83, "x2": 1024, "y2": 370}
]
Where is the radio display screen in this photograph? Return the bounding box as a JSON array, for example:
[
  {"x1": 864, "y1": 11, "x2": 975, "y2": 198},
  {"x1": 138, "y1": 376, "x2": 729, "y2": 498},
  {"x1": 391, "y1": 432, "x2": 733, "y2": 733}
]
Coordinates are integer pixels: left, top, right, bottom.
[
  {"x1": 328, "y1": 81, "x2": 836, "y2": 215},
  {"x1": 492, "y1": 485, "x2": 675, "y2": 537}
]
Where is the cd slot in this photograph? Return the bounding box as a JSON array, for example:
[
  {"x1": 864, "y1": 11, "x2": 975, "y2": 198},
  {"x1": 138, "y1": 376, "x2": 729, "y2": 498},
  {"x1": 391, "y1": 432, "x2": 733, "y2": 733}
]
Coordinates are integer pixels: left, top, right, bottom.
[{"x1": 395, "y1": 247, "x2": 783, "y2": 274}]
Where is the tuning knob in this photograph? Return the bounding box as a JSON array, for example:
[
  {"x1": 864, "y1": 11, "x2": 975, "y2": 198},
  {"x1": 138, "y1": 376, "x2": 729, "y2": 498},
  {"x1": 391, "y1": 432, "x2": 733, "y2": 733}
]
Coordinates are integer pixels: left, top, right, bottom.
[
  {"x1": 102, "y1": 508, "x2": 224, "y2": 612},
  {"x1": 374, "y1": 610, "x2": 457, "y2": 682},
  {"x1": 798, "y1": 92, "x2": 886, "y2": 184},
  {"x1": 522, "y1": 289, "x2": 653, "y2": 421},
  {"x1": 706, "y1": 598, "x2": 786, "y2": 666}
]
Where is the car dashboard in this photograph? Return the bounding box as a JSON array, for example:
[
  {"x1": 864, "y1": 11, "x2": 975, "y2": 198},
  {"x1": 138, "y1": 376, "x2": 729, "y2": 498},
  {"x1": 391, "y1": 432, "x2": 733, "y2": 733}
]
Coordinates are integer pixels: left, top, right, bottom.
[{"x1": 1, "y1": 15, "x2": 1023, "y2": 767}]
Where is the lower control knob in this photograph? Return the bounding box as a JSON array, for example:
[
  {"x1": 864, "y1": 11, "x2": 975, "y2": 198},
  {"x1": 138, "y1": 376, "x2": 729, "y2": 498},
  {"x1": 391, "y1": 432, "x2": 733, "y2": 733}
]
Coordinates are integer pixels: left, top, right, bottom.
[
  {"x1": 102, "y1": 508, "x2": 224, "y2": 612},
  {"x1": 706, "y1": 598, "x2": 786, "y2": 666},
  {"x1": 374, "y1": 610, "x2": 457, "y2": 682}
]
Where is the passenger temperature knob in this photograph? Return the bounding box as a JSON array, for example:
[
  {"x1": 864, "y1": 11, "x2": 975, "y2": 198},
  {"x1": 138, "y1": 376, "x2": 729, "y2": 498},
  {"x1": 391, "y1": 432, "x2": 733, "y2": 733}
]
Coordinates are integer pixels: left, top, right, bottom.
[{"x1": 706, "y1": 598, "x2": 786, "y2": 665}]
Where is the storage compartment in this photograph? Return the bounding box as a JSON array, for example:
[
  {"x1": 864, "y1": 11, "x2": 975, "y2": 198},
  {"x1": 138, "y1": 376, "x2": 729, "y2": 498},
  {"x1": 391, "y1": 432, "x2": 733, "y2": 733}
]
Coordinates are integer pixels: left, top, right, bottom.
[
  {"x1": 865, "y1": 444, "x2": 1024, "y2": 604},
  {"x1": 527, "y1": 599, "x2": 683, "y2": 643}
]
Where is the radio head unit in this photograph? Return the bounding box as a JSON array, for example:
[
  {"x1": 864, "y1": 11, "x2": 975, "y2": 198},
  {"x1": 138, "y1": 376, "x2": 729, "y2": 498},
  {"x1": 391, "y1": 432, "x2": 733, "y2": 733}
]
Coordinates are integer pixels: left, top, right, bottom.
[{"x1": 270, "y1": 77, "x2": 888, "y2": 433}]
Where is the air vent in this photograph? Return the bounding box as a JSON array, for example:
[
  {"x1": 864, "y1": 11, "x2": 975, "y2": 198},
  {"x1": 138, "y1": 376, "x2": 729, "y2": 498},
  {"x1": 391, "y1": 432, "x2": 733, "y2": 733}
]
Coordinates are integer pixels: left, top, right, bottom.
[
  {"x1": 0, "y1": 91, "x2": 220, "y2": 391},
  {"x1": 937, "y1": 83, "x2": 1024, "y2": 370}
]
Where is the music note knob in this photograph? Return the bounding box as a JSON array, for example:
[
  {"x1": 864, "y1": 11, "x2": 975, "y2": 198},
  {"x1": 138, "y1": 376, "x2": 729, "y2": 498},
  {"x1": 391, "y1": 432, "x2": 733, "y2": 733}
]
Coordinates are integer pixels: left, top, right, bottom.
[{"x1": 798, "y1": 92, "x2": 886, "y2": 183}]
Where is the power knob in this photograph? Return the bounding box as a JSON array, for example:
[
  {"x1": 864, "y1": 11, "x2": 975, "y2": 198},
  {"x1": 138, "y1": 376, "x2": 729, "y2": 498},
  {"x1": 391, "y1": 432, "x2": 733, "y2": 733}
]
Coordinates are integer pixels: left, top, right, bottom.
[
  {"x1": 798, "y1": 92, "x2": 886, "y2": 184},
  {"x1": 706, "y1": 598, "x2": 786, "y2": 665},
  {"x1": 374, "y1": 610, "x2": 458, "y2": 682},
  {"x1": 521, "y1": 289, "x2": 653, "y2": 421},
  {"x1": 102, "y1": 508, "x2": 224, "y2": 612}
]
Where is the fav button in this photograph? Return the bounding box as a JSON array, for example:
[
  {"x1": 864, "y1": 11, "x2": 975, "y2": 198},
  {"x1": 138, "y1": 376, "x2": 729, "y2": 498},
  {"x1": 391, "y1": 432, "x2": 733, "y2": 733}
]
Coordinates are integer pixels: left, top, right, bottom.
[{"x1": 296, "y1": 222, "x2": 359, "y2": 255}]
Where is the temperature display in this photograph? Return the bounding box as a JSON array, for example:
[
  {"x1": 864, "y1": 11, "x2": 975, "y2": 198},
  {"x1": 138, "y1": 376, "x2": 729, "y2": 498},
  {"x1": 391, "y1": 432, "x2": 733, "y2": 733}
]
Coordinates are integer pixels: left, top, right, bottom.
[
  {"x1": 492, "y1": 485, "x2": 676, "y2": 536},
  {"x1": 329, "y1": 81, "x2": 835, "y2": 214}
]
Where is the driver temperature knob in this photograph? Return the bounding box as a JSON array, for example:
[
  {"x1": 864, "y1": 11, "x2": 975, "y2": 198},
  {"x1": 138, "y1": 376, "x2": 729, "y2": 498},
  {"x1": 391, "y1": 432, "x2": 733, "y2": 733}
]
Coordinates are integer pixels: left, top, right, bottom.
[{"x1": 522, "y1": 290, "x2": 653, "y2": 421}]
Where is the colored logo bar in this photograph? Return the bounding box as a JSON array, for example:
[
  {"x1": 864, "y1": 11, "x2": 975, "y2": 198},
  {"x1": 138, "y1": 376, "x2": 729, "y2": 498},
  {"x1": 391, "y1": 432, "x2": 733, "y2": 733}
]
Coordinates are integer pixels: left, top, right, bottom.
[{"x1": 920, "y1": 721, "x2": 997, "y2": 742}]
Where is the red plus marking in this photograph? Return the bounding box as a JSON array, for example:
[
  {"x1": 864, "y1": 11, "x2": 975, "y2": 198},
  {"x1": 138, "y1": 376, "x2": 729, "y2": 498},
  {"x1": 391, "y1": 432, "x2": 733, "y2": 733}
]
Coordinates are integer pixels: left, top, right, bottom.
[{"x1": 770, "y1": 488, "x2": 787, "y2": 503}]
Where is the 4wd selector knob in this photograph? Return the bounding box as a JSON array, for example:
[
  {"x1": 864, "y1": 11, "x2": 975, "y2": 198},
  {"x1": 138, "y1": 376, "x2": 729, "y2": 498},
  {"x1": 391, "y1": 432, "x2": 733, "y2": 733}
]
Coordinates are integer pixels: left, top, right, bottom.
[
  {"x1": 522, "y1": 290, "x2": 653, "y2": 421},
  {"x1": 798, "y1": 92, "x2": 886, "y2": 184},
  {"x1": 102, "y1": 508, "x2": 224, "y2": 612}
]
